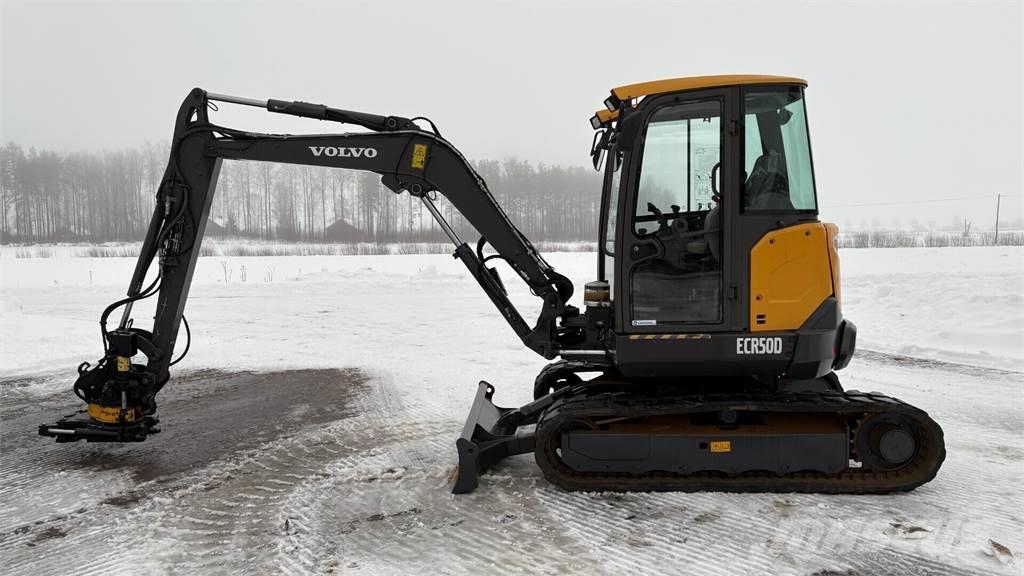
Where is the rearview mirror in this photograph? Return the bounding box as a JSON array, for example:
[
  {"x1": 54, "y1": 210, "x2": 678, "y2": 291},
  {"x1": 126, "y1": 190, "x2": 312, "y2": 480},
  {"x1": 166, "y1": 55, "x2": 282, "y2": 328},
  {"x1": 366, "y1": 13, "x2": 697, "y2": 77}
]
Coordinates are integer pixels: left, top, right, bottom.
[{"x1": 591, "y1": 129, "x2": 609, "y2": 171}]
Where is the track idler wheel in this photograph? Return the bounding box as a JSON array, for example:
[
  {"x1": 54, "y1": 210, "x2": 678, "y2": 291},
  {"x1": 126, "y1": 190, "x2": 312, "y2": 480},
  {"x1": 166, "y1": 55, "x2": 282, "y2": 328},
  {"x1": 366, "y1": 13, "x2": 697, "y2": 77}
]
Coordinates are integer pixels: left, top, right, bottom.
[{"x1": 855, "y1": 413, "x2": 918, "y2": 471}]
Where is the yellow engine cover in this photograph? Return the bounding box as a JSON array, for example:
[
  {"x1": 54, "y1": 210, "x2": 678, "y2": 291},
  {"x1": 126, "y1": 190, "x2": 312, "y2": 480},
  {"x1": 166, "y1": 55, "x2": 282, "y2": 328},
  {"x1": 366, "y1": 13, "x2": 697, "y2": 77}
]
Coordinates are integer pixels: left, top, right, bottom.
[{"x1": 750, "y1": 222, "x2": 836, "y2": 331}]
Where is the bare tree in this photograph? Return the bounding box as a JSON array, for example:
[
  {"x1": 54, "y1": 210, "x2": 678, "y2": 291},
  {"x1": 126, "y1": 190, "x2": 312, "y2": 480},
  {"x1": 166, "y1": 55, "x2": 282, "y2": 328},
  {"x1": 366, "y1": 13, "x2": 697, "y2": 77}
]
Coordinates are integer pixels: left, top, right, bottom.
[{"x1": 0, "y1": 141, "x2": 602, "y2": 244}]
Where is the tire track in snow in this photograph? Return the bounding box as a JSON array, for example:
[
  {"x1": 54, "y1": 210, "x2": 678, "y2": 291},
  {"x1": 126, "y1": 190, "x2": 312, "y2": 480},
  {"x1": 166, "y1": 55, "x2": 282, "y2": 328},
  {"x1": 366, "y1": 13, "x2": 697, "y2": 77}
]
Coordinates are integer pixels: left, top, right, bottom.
[
  {"x1": 0, "y1": 367, "x2": 372, "y2": 575},
  {"x1": 272, "y1": 423, "x2": 596, "y2": 575},
  {"x1": 3, "y1": 347, "x2": 1022, "y2": 575},
  {"x1": 538, "y1": 488, "x2": 998, "y2": 576},
  {"x1": 857, "y1": 349, "x2": 1022, "y2": 379}
]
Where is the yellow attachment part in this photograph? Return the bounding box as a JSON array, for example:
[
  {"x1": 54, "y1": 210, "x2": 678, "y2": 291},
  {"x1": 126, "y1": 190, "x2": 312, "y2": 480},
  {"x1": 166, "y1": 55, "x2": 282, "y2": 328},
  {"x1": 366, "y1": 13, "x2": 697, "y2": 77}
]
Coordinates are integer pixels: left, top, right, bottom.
[
  {"x1": 116, "y1": 356, "x2": 131, "y2": 372},
  {"x1": 88, "y1": 403, "x2": 140, "y2": 424},
  {"x1": 709, "y1": 440, "x2": 732, "y2": 453},
  {"x1": 611, "y1": 74, "x2": 807, "y2": 101},
  {"x1": 750, "y1": 222, "x2": 835, "y2": 332}
]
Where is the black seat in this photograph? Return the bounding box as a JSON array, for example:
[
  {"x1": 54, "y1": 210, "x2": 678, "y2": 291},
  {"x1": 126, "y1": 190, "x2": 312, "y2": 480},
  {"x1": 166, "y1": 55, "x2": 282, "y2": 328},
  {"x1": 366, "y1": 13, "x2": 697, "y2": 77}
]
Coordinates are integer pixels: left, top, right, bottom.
[{"x1": 744, "y1": 152, "x2": 794, "y2": 211}]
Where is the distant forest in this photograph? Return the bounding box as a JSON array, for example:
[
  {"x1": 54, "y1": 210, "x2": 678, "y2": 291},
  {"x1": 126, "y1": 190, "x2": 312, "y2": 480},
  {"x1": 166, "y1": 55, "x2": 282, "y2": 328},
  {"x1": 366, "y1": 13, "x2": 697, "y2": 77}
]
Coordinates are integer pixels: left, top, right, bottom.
[{"x1": 0, "y1": 142, "x2": 602, "y2": 244}]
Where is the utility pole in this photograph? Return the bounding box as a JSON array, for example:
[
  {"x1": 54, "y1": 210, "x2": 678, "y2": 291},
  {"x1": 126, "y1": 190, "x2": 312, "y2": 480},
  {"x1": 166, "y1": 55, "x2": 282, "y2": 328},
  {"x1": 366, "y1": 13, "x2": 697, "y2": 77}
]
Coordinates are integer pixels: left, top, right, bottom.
[{"x1": 994, "y1": 193, "x2": 1001, "y2": 246}]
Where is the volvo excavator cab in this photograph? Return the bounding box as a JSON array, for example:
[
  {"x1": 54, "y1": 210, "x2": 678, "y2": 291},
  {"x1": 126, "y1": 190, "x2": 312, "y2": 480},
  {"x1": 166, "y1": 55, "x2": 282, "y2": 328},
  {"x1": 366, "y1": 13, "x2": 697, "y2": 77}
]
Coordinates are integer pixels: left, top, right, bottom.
[
  {"x1": 39, "y1": 75, "x2": 944, "y2": 496},
  {"x1": 589, "y1": 77, "x2": 844, "y2": 380}
]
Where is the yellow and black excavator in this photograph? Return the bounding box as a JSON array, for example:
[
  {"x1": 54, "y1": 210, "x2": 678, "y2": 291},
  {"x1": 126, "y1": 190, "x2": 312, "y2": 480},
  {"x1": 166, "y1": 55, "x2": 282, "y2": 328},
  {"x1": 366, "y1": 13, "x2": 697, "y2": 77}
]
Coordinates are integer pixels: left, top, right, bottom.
[{"x1": 40, "y1": 75, "x2": 945, "y2": 494}]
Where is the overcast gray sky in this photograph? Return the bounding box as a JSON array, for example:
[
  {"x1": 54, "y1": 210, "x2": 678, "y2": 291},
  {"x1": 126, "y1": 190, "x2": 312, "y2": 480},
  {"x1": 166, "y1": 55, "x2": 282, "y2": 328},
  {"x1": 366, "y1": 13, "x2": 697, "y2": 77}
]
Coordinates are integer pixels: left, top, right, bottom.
[{"x1": 1, "y1": 1, "x2": 1021, "y2": 228}]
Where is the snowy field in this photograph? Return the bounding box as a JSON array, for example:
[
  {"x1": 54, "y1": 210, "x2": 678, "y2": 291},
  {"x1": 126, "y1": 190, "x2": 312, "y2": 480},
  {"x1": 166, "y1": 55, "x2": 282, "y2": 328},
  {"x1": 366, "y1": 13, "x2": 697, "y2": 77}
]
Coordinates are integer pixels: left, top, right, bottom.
[{"x1": 1, "y1": 246, "x2": 1022, "y2": 575}]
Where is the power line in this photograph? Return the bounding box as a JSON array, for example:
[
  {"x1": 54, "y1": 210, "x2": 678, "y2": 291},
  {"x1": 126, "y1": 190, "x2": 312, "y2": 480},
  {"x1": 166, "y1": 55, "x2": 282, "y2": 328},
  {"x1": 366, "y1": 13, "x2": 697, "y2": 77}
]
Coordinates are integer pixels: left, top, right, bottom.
[{"x1": 822, "y1": 194, "x2": 1022, "y2": 209}]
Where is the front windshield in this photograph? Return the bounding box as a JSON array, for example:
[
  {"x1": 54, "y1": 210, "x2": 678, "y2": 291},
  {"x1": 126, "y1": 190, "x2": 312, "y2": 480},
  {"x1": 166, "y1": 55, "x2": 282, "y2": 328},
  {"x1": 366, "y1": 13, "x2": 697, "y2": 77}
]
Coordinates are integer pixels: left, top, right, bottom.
[{"x1": 742, "y1": 87, "x2": 817, "y2": 212}]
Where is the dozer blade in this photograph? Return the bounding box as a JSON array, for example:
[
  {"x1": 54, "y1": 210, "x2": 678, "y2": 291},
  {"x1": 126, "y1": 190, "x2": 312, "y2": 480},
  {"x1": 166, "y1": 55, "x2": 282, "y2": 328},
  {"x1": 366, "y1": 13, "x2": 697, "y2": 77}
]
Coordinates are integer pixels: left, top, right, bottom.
[
  {"x1": 452, "y1": 381, "x2": 535, "y2": 494},
  {"x1": 39, "y1": 411, "x2": 160, "y2": 443}
]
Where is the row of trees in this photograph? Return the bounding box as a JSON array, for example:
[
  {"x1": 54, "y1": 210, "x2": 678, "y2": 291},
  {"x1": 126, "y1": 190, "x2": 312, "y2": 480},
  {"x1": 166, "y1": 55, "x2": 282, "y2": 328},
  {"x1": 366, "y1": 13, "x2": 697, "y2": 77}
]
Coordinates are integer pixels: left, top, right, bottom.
[{"x1": 0, "y1": 142, "x2": 603, "y2": 244}]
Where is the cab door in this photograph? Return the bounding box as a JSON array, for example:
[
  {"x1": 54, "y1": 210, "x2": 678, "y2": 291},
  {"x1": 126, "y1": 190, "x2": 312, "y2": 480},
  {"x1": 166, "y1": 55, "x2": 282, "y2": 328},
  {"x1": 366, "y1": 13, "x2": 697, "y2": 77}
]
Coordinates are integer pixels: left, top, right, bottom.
[{"x1": 615, "y1": 88, "x2": 742, "y2": 335}]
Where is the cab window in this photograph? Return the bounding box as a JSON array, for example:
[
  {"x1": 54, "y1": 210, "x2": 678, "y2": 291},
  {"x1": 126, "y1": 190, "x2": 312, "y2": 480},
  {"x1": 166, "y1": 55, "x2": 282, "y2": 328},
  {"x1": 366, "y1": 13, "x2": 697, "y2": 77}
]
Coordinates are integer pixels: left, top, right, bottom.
[
  {"x1": 634, "y1": 101, "x2": 721, "y2": 235},
  {"x1": 629, "y1": 98, "x2": 723, "y2": 325},
  {"x1": 742, "y1": 87, "x2": 817, "y2": 212}
]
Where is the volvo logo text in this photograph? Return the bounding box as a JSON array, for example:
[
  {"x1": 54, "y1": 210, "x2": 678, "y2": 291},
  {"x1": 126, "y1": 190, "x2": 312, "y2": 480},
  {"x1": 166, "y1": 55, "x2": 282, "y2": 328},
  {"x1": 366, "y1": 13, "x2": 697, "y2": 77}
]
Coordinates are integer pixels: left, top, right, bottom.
[{"x1": 309, "y1": 146, "x2": 378, "y2": 158}]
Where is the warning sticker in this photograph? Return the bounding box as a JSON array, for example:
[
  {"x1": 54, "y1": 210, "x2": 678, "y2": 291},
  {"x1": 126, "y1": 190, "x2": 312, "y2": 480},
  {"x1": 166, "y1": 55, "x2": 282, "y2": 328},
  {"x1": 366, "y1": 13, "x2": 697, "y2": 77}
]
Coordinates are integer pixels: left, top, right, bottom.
[
  {"x1": 411, "y1": 143, "x2": 428, "y2": 169},
  {"x1": 709, "y1": 440, "x2": 732, "y2": 453},
  {"x1": 691, "y1": 146, "x2": 718, "y2": 207}
]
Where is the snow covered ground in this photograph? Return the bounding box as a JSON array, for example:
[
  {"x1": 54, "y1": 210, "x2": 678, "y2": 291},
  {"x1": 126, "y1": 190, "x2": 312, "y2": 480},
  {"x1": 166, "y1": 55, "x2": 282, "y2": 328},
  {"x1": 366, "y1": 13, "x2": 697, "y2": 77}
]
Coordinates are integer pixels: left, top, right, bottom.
[{"x1": 1, "y1": 246, "x2": 1022, "y2": 575}]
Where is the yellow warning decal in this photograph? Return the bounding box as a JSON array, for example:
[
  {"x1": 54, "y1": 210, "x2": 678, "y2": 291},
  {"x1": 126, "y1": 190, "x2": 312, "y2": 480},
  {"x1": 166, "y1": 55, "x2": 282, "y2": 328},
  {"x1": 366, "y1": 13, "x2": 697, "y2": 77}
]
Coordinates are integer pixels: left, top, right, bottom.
[
  {"x1": 709, "y1": 441, "x2": 732, "y2": 453},
  {"x1": 116, "y1": 356, "x2": 131, "y2": 372},
  {"x1": 411, "y1": 143, "x2": 428, "y2": 169}
]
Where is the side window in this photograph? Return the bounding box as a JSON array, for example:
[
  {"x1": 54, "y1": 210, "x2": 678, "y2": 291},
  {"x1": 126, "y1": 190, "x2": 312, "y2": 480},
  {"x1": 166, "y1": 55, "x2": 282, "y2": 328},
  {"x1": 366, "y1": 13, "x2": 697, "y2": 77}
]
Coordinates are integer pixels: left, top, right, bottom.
[
  {"x1": 742, "y1": 88, "x2": 817, "y2": 212},
  {"x1": 604, "y1": 153, "x2": 622, "y2": 255},
  {"x1": 603, "y1": 154, "x2": 622, "y2": 299}
]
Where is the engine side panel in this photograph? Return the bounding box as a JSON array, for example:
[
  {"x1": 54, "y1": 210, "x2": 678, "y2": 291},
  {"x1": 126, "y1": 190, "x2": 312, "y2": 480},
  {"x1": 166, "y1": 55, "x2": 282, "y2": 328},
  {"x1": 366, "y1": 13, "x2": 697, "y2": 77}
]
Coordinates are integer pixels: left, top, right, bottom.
[{"x1": 750, "y1": 222, "x2": 835, "y2": 332}]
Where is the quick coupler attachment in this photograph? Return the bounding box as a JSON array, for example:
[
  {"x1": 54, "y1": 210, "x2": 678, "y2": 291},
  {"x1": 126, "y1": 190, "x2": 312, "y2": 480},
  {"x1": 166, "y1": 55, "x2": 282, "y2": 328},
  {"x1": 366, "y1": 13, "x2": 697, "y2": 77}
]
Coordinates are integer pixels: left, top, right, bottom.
[
  {"x1": 40, "y1": 329, "x2": 163, "y2": 443},
  {"x1": 452, "y1": 381, "x2": 536, "y2": 494},
  {"x1": 39, "y1": 412, "x2": 160, "y2": 443}
]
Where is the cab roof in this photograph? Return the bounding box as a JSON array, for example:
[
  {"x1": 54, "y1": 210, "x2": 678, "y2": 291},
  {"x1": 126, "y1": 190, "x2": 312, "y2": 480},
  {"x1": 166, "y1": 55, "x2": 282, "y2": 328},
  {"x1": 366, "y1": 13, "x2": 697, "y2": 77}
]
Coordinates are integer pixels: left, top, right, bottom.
[
  {"x1": 591, "y1": 74, "x2": 807, "y2": 128},
  {"x1": 611, "y1": 74, "x2": 806, "y2": 101}
]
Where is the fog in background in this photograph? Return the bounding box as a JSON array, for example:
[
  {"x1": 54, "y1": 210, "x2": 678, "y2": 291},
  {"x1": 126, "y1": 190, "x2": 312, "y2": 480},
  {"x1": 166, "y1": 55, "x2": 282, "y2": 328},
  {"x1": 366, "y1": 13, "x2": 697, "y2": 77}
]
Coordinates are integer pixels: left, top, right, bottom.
[{"x1": 1, "y1": 0, "x2": 1021, "y2": 231}]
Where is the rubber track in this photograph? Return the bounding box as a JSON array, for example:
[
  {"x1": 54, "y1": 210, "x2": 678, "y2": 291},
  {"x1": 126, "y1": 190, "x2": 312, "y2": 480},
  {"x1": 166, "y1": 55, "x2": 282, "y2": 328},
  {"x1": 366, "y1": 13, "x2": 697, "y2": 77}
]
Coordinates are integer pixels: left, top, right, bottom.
[{"x1": 534, "y1": 389, "x2": 946, "y2": 493}]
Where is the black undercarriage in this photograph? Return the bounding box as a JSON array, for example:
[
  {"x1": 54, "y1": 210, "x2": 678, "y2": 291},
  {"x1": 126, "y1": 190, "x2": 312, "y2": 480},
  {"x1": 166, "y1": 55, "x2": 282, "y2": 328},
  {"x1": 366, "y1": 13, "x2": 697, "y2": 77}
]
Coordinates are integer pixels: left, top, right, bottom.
[{"x1": 454, "y1": 370, "x2": 944, "y2": 494}]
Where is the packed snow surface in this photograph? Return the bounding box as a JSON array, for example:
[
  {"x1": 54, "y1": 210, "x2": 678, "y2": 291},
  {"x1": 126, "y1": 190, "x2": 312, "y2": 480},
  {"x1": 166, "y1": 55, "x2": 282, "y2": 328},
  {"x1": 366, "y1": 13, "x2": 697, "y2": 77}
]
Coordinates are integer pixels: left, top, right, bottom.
[{"x1": 1, "y1": 246, "x2": 1022, "y2": 575}]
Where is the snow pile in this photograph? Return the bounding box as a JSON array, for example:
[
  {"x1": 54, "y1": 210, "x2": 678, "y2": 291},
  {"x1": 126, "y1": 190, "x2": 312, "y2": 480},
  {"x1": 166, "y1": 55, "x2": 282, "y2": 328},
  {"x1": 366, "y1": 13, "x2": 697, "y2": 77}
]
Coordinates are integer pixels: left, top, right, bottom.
[{"x1": 840, "y1": 247, "x2": 1023, "y2": 370}]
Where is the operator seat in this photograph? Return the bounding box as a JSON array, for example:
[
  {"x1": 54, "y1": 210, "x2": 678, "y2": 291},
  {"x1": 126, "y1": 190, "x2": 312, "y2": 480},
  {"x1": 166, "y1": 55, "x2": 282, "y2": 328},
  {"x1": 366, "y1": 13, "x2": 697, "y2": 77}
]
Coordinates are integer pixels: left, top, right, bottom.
[{"x1": 744, "y1": 151, "x2": 794, "y2": 211}]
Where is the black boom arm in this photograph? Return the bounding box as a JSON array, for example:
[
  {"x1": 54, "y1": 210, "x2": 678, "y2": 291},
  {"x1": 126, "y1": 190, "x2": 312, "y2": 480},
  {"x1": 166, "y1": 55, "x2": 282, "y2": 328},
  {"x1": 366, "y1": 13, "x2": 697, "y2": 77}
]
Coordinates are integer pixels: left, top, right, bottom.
[{"x1": 87, "y1": 88, "x2": 577, "y2": 426}]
